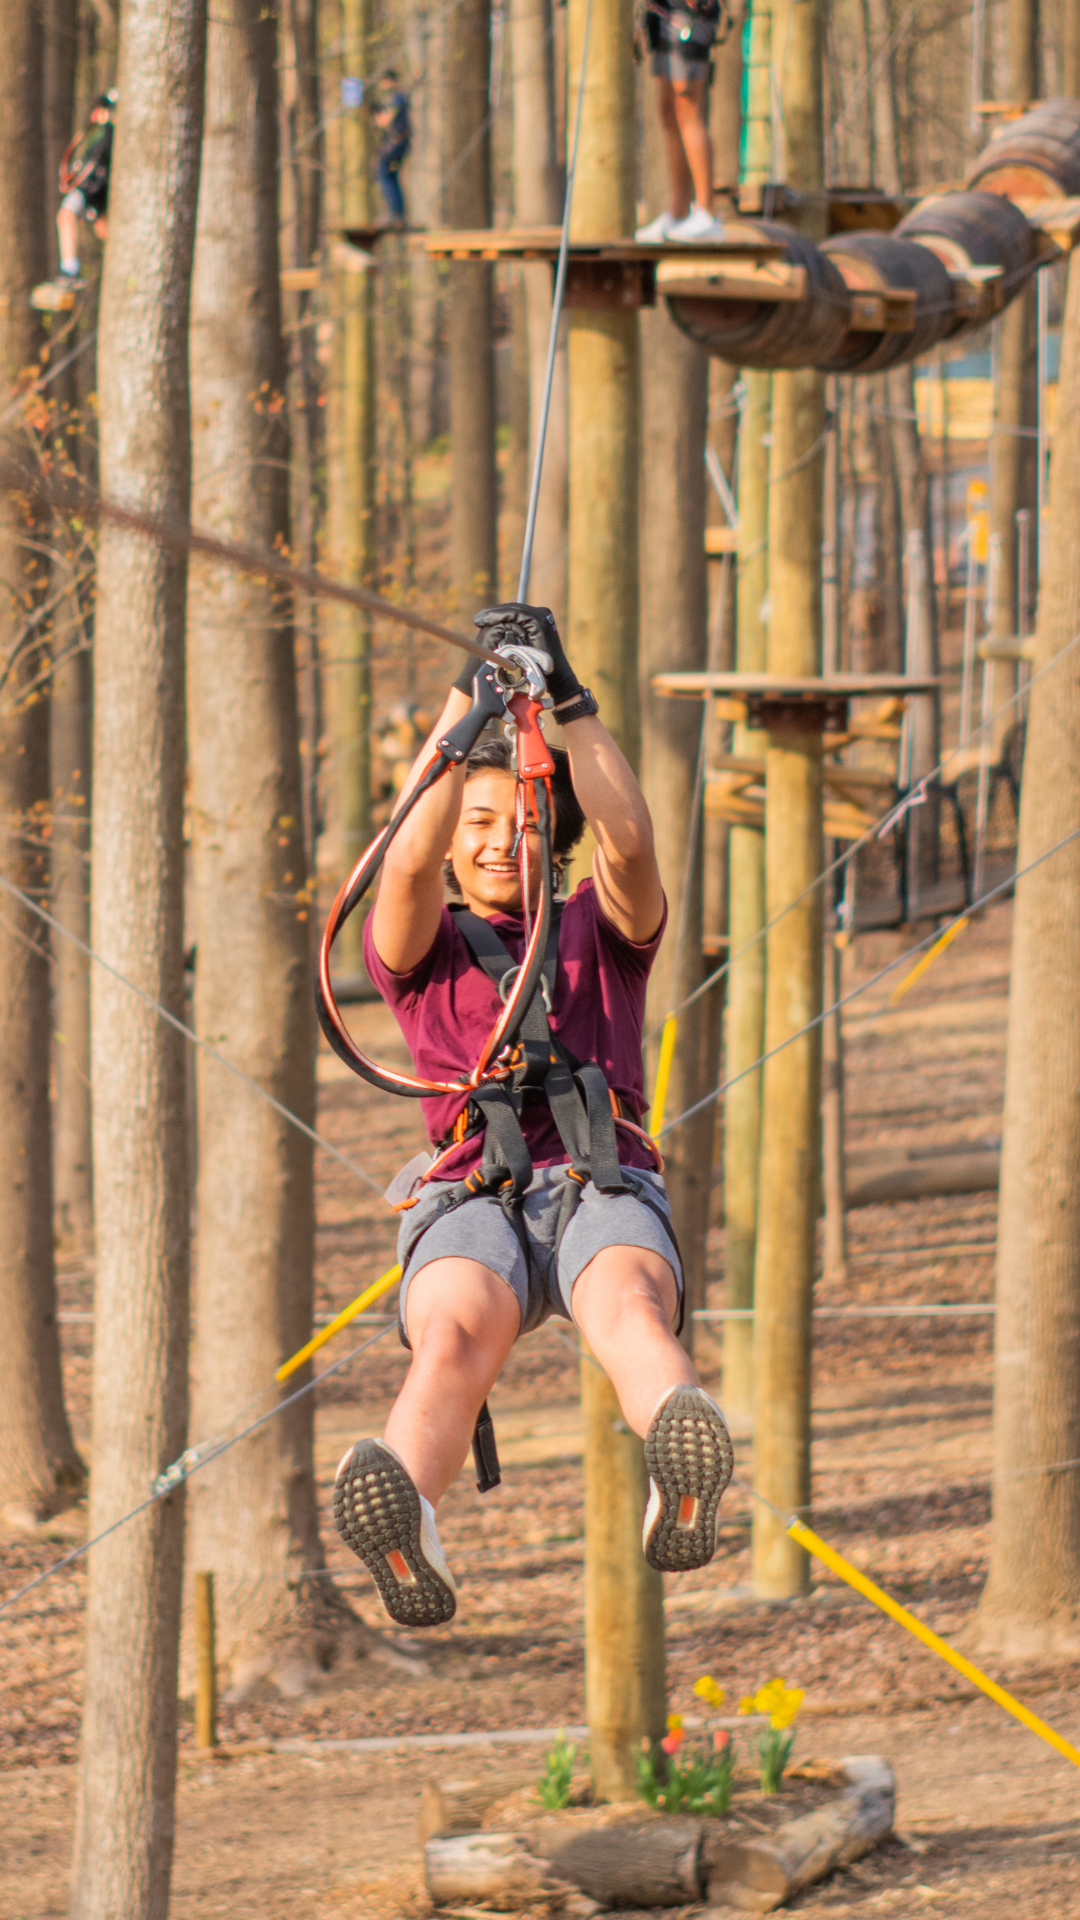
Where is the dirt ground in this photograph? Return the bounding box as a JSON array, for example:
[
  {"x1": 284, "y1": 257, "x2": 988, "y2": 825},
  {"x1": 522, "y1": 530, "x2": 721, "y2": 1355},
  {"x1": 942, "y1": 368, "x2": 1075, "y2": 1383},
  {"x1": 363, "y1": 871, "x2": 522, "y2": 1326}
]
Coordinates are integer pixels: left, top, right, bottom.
[{"x1": 3, "y1": 862, "x2": 1080, "y2": 1912}]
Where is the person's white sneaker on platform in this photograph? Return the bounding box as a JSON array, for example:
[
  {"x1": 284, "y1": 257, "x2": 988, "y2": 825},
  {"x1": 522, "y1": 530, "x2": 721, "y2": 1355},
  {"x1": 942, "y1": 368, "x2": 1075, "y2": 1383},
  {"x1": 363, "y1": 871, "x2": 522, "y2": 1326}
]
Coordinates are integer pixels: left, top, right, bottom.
[
  {"x1": 635, "y1": 208, "x2": 678, "y2": 242},
  {"x1": 669, "y1": 204, "x2": 726, "y2": 243}
]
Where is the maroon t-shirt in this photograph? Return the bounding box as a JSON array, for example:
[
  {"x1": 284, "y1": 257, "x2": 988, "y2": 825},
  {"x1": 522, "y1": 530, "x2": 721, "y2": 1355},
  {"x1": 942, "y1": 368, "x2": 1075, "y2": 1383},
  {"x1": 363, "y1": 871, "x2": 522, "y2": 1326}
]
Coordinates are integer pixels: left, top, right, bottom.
[{"x1": 363, "y1": 879, "x2": 666, "y2": 1179}]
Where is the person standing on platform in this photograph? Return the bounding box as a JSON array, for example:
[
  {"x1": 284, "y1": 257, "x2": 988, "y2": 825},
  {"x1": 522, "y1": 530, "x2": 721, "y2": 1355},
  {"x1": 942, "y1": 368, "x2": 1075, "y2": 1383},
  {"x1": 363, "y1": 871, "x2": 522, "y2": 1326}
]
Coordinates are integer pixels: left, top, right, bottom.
[
  {"x1": 635, "y1": 1, "x2": 728, "y2": 242},
  {"x1": 373, "y1": 72, "x2": 412, "y2": 226}
]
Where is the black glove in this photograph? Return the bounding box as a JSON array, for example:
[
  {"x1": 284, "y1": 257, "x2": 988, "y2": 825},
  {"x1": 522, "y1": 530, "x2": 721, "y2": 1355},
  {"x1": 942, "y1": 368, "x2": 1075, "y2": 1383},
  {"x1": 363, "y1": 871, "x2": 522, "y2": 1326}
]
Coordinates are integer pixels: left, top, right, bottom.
[{"x1": 473, "y1": 602, "x2": 583, "y2": 708}]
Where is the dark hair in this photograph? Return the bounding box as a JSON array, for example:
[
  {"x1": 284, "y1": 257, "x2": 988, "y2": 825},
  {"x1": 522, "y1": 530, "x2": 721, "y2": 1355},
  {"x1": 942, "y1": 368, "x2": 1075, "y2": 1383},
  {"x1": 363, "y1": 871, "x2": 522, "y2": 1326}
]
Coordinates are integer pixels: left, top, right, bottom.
[{"x1": 443, "y1": 735, "x2": 586, "y2": 898}]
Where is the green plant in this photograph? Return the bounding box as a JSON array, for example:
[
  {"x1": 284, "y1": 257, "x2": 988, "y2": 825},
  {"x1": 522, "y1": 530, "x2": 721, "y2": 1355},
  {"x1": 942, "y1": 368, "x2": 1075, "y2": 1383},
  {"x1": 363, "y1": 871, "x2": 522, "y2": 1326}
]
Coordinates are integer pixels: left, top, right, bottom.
[
  {"x1": 739, "y1": 1679, "x2": 804, "y2": 1794},
  {"x1": 536, "y1": 1730, "x2": 577, "y2": 1809},
  {"x1": 634, "y1": 1716, "x2": 737, "y2": 1818}
]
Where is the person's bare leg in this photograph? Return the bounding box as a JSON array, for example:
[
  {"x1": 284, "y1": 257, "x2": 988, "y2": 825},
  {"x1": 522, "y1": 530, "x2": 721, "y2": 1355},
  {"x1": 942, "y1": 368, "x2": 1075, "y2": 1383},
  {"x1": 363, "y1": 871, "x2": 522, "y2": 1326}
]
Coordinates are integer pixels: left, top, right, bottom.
[
  {"x1": 383, "y1": 1256, "x2": 521, "y2": 1504},
  {"x1": 673, "y1": 79, "x2": 713, "y2": 212},
  {"x1": 57, "y1": 204, "x2": 80, "y2": 269},
  {"x1": 655, "y1": 77, "x2": 694, "y2": 219},
  {"x1": 570, "y1": 1245, "x2": 697, "y2": 1435}
]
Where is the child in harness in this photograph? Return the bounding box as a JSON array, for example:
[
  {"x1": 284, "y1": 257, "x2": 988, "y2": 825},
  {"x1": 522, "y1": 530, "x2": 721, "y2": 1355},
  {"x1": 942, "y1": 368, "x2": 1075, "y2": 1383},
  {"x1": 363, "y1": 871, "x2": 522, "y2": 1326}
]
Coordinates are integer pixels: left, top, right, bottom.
[
  {"x1": 33, "y1": 90, "x2": 117, "y2": 308},
  {"x1": 326, "y1": 603, "x2": 733, "y2": 1626}
]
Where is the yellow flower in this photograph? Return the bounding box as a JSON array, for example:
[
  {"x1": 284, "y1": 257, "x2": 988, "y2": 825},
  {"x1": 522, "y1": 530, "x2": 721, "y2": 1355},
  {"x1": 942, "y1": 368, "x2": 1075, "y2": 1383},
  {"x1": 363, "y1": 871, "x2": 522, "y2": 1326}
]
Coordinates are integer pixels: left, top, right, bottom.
[
  {"x1": 693, "y1": 1675, "x2": 726, "y2": 1710},
  {"x1": 739, "y1": 1679, "x2": 803, "y2": 1728},
  {"x1": 666, "y1": 1712, "x2": 683, "y2": 1733}
]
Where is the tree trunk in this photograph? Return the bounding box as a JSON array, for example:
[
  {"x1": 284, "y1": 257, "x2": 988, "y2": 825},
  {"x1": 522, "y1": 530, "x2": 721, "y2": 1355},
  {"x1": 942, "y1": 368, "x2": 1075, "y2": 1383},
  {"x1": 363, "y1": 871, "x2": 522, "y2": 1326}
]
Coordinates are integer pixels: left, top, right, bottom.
[
  {"x1": 44, "y1": 0, "x2": 94, "y2": 1254},
  {"x1": 324, "y1": 0, "x2": 375, "y2": 972},
  {"x1": 68, "y1": 3, "x2": 204, "y2": 1916},
  {"x1": 512, "y1": 0, "x2": 567, "y2": 621},
  {"x1": 640, "y1": 44, "x2": 717, "y2": 1342},
  {"x1": 448, "y1": 0, "x2": 497, "y2": 614},
  {"x1": 967, "y1": 244, "x2": 1080, "y2": 1661},
  {"x1": 183, "y1": 0, "x2": 338, "y2": 1697},
  {"x1": 43, "y1": 1, "x2": 78, "y2": 276},
  {"x1": 279, "y1": 0, "x2": 324, "y2": 873},
  {"x1": 0, "y1": 0, "x2": 86, "y2": 1531}
]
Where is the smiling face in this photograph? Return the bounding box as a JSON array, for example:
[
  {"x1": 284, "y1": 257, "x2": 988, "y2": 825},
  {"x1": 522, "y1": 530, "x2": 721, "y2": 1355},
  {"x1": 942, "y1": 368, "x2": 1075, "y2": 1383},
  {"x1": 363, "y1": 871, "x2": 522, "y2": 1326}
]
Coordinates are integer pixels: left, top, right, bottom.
[{"x1": 448, "y1": 770, "x2": 544, "y2": 917}]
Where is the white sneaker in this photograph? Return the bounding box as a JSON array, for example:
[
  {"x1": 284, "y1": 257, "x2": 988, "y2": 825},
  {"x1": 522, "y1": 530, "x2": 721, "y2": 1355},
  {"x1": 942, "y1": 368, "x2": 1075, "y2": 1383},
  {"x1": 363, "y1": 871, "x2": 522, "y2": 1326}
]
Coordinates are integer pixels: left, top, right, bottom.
[
  {"x1": 635, "y1": 209, "x2": 678, "y2": 242},
  {"x1": 642, "y1": 1384, "x2": 734, "y2": 1572},
  {"x1": 669, "y1": 205, "x2": 726, "y2": 243},
  {"x1": 334, "y1": 1438, "x2": 458, "y2": 1627}
]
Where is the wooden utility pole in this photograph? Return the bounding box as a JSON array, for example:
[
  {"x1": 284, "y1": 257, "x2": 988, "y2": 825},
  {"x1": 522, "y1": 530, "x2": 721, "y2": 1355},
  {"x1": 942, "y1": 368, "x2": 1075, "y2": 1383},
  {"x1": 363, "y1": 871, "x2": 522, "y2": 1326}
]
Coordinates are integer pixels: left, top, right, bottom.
[
  {"x1": 752, "y1": 0, "x2": 825, "y2": 1600},
  {"x1": 987, "y1": 2, "x2": 1038, "y2": 752},
  {"x1": 969, "y1": 239, "x2": 1080, "y2": 1661},
  {"x1": 570, "y1": 0, "x2": 663, "y2": 1800},
  {"x1": 512, "y1": 0, "x2": 567, "y2": 623},
  {"x1": 68, "y1": 2, "x2": 204, "y2": 1914},
  {"x1": 448, "y1": 0, "x2": 498, "y2": 613},
  {"x1": 723, "y1": 1, "x2": 771, "y2": 1424},
  {"x1": 640, "y1": 25, "x2": 716, "y2": 1338},
  {"x1": 325, "y1": 0, "x2": 376, "y2": 973},
  {"x1": 0, "y1": 0, "x2": 86, "y2": 1528}
]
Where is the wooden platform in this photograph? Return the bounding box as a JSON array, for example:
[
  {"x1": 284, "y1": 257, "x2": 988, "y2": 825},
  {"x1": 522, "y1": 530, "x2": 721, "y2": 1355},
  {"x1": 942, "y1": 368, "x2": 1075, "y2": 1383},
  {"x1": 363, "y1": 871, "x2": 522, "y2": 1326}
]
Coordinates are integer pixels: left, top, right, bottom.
[
  {"x1": 653, "y1": 670, "x2": 940, "y2": 733},
  {"x1": 421, "y1": 225, "x2": 785, "y2": 262}
]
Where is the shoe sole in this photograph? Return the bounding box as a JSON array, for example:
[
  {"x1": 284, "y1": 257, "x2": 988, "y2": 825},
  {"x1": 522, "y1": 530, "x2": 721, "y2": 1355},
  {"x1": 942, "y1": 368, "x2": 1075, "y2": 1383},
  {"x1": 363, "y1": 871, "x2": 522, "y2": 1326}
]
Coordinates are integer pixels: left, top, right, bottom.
[
  {"x1": 333, "y1": 1441, "x2": 456, "y2": 1627},
  {"x1": 643, "y1": 1387, "x2": 734, "y2": 1572}
]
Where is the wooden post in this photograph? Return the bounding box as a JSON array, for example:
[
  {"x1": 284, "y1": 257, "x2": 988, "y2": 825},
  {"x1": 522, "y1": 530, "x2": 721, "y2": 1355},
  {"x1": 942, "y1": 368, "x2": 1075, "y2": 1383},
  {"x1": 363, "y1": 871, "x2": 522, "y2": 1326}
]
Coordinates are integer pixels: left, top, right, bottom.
[
  {"x1": 569, "y1": 0, "x2": 663, "y2": 1801},
  {"x1": 722, "y1": 370, "x2": 769, "y2": 1425},
  {"x1": 721, "y1": 3, "x2": 770, "y2": 1425},
  {"x1": 325, "y1": 0, "x2": 376, "y2": 972},
  {"x1": 194, "y1": 1572, "x2": 217, "y2": 1750},
  {"x1": 751, "y1": 0, "x2": 825, "y2": 1601},
  {"x1": 821, "y1": 926, "x2": 848, "y2": 1285},
  {"x1": 448, "y1": 0, "x2": 498, "y2": 614},
  {"x1": 639, "y1": 11, "x2": 716, "y2": 1339}
]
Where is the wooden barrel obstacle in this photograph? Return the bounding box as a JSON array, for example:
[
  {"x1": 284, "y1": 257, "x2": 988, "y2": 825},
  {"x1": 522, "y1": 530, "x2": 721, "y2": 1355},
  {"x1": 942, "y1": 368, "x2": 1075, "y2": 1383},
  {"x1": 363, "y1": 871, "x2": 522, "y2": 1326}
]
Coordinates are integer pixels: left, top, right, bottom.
[
  {"x1": 967, "y1": 96, "x2": 1080, "y2": 200},
  {"x1": 658, "y1": 218, "x2": 852, "y2": 370},
  {"x1": 662, "y1": 185, "x2": 1049, "y2": 369},
  {"x1": 893, "y1": 190, "x2": 1040, "y2": 336},
  {"x1": 818, "y1": 230, "x2": 955, "y2": 373}
]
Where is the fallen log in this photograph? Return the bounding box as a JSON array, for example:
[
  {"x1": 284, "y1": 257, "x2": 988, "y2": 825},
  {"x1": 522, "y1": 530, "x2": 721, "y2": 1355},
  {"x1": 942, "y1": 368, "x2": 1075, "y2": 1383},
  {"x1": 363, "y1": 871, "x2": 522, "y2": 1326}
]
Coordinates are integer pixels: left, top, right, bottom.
[
  {"x1": 844, "y1": 1144, "x2": 999, "y2": 1209},
  {"x1": 424, "y1": 1831, "x2": 568, "y2": 1909},
  {"x1": 702, "y1": 1756, "x2": 895, "y2": 1913},
  {"x1": 419, "y1": 1770, "x2": 545, "y2": 1847},
  {"x1": 541, "y1": 1817, "x2": 703, "y2": 1909}
]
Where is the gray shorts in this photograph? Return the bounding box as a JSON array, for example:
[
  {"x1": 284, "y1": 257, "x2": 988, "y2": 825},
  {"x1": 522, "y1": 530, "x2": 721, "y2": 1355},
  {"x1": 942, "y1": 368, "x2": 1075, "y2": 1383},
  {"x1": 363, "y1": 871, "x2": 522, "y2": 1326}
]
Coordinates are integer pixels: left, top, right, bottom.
[{"x1": 397, "y1": 1164, "x2": 682, "y2": 1338}]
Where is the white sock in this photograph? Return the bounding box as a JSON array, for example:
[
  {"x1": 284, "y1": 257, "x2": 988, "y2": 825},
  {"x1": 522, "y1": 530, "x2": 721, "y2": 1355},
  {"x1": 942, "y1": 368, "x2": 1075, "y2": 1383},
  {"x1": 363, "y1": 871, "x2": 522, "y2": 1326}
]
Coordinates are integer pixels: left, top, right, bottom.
[{"x1": 61, "y1": 256, "x2": 80, "y2": 277}]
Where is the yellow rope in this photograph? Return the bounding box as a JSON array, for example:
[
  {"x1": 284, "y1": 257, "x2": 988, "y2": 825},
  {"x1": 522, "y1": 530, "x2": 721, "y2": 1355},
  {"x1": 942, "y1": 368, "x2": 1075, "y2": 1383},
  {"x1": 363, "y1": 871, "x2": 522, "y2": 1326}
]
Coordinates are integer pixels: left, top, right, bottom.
[
  {"x1": 788, "y1": 1518, "x2": 1080, "y2": 1770},
  {"x1": 276, "y1": 1263, "x2": 402, "y2": 1382},
  {"x1": 650, "y1": 1014, "x2": 678, "y2": 1141},
  {"x1": 888, "y1": 915, "x2": 969, "y2": 1006}
]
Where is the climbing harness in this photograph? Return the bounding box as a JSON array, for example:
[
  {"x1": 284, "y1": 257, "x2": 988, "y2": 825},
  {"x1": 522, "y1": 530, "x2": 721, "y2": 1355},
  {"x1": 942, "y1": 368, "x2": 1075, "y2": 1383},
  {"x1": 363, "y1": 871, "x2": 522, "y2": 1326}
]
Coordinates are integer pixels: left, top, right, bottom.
[{"x1": 316, "y1": 624, "x2": 672, "y2": 1494}]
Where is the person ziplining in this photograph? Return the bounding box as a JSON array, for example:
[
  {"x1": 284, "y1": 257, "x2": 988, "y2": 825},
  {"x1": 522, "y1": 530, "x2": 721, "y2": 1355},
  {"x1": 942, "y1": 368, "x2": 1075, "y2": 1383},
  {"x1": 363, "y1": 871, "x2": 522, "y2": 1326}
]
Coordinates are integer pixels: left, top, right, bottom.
[
  {"x1": 635, "y1": 0, "x2": 730, "y2": 242},
  {"x1": 320, "y1": 603, "x2": 734, "y2": 1627},
  {"x1": 32, "y1": 89, "x2": 117, "y2": 309}
]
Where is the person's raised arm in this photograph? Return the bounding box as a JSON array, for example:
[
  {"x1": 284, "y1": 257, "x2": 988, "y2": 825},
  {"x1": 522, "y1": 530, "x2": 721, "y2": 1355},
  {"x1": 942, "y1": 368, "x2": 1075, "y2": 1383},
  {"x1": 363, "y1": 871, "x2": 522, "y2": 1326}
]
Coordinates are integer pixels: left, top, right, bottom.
[
  {"x1": 368, "y1": 679, "x2": 473, "y2": 975},
  {"x1": 473, "y1": 606, "x2": 664, "y2": 945}
]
